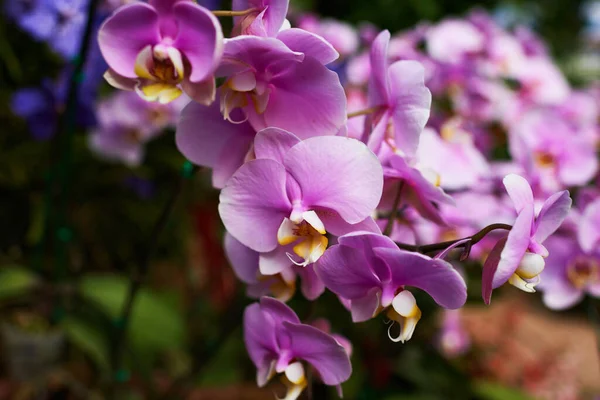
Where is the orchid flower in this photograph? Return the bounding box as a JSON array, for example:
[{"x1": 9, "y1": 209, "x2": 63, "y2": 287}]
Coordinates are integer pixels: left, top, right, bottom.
[
  {"x1": 316, "y1": 232, "x2": 467, "y2": 342},
  {"x1": 366, "y1": 30, "x2": 432, "y2": 157},
  {"x1": 244, "y1": 297, "x2": 352, "y2": 399},
  {"x1": 98, "y1": 0, "x2": 223, "y2": 104},
  {"x1": 217, "y1": 35, "x2": 344, "y2": 138},
  {"x1": 381, "y1": 154, "x2": 455, "y2": 225},
  {"x1": 219, "y1": 129, "x2": 383, "y2": 272},
  {"x1": 482, "y1": 174, "x2": 571, "y2": 303},
  {"x1": 224, "y1": 232, "x2": 325, "y2": 302},
  {"x1": 538, "y1": 236, "x2": 600, "y2": 310}
]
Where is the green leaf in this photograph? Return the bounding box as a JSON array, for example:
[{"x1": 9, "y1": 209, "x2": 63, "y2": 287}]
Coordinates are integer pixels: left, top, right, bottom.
[
  {"x1": 78, "y1": 274, "x2": 186, "y2": 354},
  {"x1": 473, "y1": 381, "x2": 535, "y2": 400},
  {"x1": 0, "y1": 265, "x2": 39, "y2": 300},
  {"x1": 61, "y1": 316, "x2": 110, "y2": 374}
]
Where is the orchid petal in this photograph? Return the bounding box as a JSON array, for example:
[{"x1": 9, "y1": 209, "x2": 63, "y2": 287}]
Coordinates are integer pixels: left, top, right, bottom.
[{"x1": 284, "y1": 136, "x2": 383, "y2": 224}]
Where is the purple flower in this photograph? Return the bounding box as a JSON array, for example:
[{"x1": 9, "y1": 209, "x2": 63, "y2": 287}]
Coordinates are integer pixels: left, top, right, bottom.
[
  {"x1": 98, "y1": 0, "x2": 223, "y2": 104},
  {"x1": 316, "y1": 232, "x2": 467, "y2": 342},
  {"x1": 509, "y1": 107, "x2": 598, "y2": 193},
  {"x1": 482, "y1": 174, "x2": 571, "y2": 304},
  {"x1": 297, "y1": 15, "x2": 359, "y2": 58},
  {"x1": 437, "y1": 310, "x2": 470, "y2": 358},
  {"x1": 6, "y1": 0, "x2": 56, "y2": 41},
  {"x1": 367, "y1": 30, "x2": 432, "y2": 157},
  {"x1": 11, "y1": 32, "x2": 105, "y2": 140},
  {"x1": 224, "y1": 232, "x2": 326, "y2": 301},
  {"x1": 48, "y1": 0, "x2": 89, "y2": 57},
  {"x1": 579, "y1": 198, "x2": 600, "y2": 254},
  {"x1": 416, "y1": 125, "x2": 490, "y2": 191},
  {"x1": 424, "y1": 19, "x2": 484, "y2": 64},
  {"x1": 232, "y1": 0, "x2": 289, "y2": 37},
  {"x1": 89, "y1": 90, "x2": 186, "y2": 166},
  {"x1": 217, "y1": 35, "x2": 344, "y2": 138},
  {"x1": 538, "y1": 236, "x2": 600, "y2": 310},
  {"x1": 381, "y1": 154, "x2": 454, "y2": 225},
  {"x1": 176, "y1": 94, "x2": 255, "y2": 188},
  {"x1": 244, "y1": 297, "x2": 352, "y2": 398},
  {"x1": 219, "y1": 130, "x2": 383, "y2": 268}
]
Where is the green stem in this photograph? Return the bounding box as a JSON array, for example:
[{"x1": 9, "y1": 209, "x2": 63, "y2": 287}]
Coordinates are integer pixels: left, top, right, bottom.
[
  {"x1": 109, "y1": 164, "x2": 195, "y2": 395},
  {"x1": 383, "y1": 182, "x2": 404, "y2": 237}
]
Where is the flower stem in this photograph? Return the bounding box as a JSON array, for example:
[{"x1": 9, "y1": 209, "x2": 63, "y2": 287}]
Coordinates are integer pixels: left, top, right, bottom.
[
  {"x1": 347, "y1": 106, "x2": 382, "y2": 119},
  {"x1": 212, "y1": 8, "x2": 256, "y2": 17},
  {"x1": 395, "y1": 223, "x2": 512, "y2": 254},
  {"x1": 109, "y1": 163, "x2": 196, "y2": 396},
  {"x1": 383, "y1": 182, "x2": 404, "y2": 237}
]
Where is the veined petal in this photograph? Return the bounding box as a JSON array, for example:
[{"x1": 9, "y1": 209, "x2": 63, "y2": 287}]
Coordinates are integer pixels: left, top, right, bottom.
[
  {"x1": 533, "y1": 190, "x2": 571, "y2": 243},
  {"x1": 172, "y1": 1, "x2": 224, "y2": 82},
  {"x1": 368, "y1": 30, "x2": 391, "y2": 106},
  {"x1": 387, "y1": 60, "x2": 432, "y2": 158},
  {"x1": 374, "y1": 248, "x2": 467, "y2": 309},
  {"x1": 283, "y1": 322, "x2": 352, "y2": 386},
  {"x1": 254, "y1": 128, "x2": 301, "y2": 164},
  {"x1": 316, "y1": 243, "x2": 381, "y2": 299},
  {"x1": 482, "y1": 235, "x2": 508, "y2": 305},
  {"x1": 261, "y1": 56, "x2": 346, "y2": 138},
  {"x1": 98, "y1": 2, "x2": 161, "y2": 78},
  {"x1": 492, "y1": 205, "x2": 535, "y2": 288},
  {"x1": 219, "y1": 159, "x2": 292, "y2": 252},
  {"x1": 277, "y1": 28, "x2": 339, "y2": 65},
  {"x1": 224, "y1": 232, "x2": 260, "y2": 284},
  {"x1": 284, "y1": 136, "x2": 383, "y2": 224},
  {"x1": 503, "y1": 174, "x2": 534, "y2": 214}
]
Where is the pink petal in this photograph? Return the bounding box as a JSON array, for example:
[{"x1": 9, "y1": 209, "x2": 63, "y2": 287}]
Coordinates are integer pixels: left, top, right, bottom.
[
  {"x1": 315, "y1": 243, "x2": 381, "y2": 300},
  {"x1": 533, "y1": 190, "x2": 571, "y2": 244},
  {"x1": 98, "y1": 3, "x2": 161, "y2": 78},
  {"x1": 283, "y1": 321, "x2": 352, "y2": 385},
  {"x1": 284, "y1": 136, "x2": 383, "y2": 224},
  {"x1": 481, "y1": 235, "x2": 508, "y2": 305},
  {"x1": 175, "y1": 98, "x2": 255, "y2": 188},
  {"x1": 219, "y1": 159, "x2": 292, "y2": 252},
  {"x1": 493, "y1": 205, "x2": 536, "y2": 288},
  {"x1": 374, "y1": 248, "x2": 467, "y2": 309},
  {"x1": 387, "y1": 60, "x2": 432, "y2": 158},
  {"x1": 254, "y1": 127, "x2": 301, "y2": 164},
  {"x1": 503, "y1": 174, "x2": 534, "y2": 213},
  {"x1": 261, "y1": 56, "x2": 347, "y2": 138},
  {"x1": 578, "y1": 198, "x2": 600, "y2": 253},
  {"x1": 172, "y1": 2, "x2": 223, "y2": 82},
  {"x1": 277, "y1": 28, "x2": 339, "y2": 65},
  {"x1": 368, "y1": 30, "x2": 391, "y2": 106},
  {"x1": 224, "y1": 232, "x2": 260, "y2": 284}
]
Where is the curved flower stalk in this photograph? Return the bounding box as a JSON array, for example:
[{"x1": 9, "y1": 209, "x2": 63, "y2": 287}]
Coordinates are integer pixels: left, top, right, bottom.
[
  {"x1": 482, "y1": 174, "x2": 571, "y2": 304},
  {"x1": 316, "y1": 232, "x2": 467, "y2": 342},
  {"x1": 244, "y1": 297, "x2": 352, "y2": 399},
  {"x1": 219, "y1": 129, "x2": 383, "y2": 274},
  {"x1": 98, "y1": 0, "x2": 223, "y2": 104}
]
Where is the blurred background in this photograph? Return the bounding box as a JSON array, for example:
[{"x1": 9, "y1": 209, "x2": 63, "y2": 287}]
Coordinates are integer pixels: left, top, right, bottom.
[{"x1": 0, "y1": 0, "x2": 599, "y2": 398}]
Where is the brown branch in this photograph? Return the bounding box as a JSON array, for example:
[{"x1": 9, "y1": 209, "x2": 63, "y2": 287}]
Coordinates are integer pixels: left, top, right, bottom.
[{"x1": 395, "y1": 223, "x2": 512, "y2": 254}]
